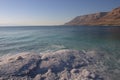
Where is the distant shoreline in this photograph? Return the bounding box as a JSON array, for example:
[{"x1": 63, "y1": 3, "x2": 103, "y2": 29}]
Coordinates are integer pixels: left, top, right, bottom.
[
  {"x1": 65, "y1": 7, "x2": 120, "y2": 26},
  {"x1": 0, "y1": 25, "x2": 120, "y2": 28}
]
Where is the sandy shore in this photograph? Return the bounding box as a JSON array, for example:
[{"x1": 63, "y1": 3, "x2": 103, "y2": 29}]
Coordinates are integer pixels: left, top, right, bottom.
[{"x1": 0, "y1": 49, "x2": 110, "y2": 80}]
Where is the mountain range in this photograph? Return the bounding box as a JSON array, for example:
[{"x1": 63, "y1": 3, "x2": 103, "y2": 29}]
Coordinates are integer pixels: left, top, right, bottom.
[{"x1": 65, "y1": 7, "x2": 120, "y2": 26}]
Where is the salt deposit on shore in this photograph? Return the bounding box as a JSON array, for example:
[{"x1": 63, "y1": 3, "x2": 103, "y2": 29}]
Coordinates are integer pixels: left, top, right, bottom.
[{"x1": 0, "y1": 49, "x2": 110, "y2": 80}]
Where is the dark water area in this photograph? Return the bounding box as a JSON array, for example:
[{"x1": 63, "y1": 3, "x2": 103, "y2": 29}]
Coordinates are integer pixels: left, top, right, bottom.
[{"x1": 0, "y1": 26, "x2": 120, "y2": 79}]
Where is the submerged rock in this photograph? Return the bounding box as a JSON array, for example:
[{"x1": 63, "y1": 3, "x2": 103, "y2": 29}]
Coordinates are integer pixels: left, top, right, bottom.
[{"x1": 0, "y1": 49, "x2": 107, "y2": 80}]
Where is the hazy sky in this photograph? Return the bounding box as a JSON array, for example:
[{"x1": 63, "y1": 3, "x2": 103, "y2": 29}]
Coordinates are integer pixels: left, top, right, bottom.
[{"x1": 0, "y1": 0, "x2": 120, "y2": 26}]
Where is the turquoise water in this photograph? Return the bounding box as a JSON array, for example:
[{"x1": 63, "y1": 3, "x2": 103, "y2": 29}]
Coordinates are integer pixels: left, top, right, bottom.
[
  {"x1": 0, "y1": 26, "x2": 120, "y2": 54},
  {"x1": 0, "y1": 26, "x2": 120, "y2": 74}
]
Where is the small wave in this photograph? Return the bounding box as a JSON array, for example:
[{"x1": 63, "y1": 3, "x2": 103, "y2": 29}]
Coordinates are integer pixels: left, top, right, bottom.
[
  {"x1": 50, "y1": 45, "x2": 66, "y2": 49},
  {"x1": 40, "y1": 45, "x2": 67, "y2": 53}
]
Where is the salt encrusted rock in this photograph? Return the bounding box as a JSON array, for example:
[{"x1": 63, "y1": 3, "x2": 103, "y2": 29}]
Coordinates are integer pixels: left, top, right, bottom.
[
  {"x1": 16, "y1": 56, "x2": 23, "y2": 60},
  {"x1": 81, "y1": 69, "x2": 90, "y2": 77},
  {"x1": 42, "y1": 69, "x2": 56, "y2": 80},
  {"x1": 70, "y1": 69, "x2": 79, "y2": 73},
  {"x1": 34, "y1": 74, "x2": 42, "y2": 80},
  {"x1": 0, "y1": 49, "x2": 105, "y2": 80},
  {"x1": 89, "y1": 73, "x2": 96, "y2": 79}
]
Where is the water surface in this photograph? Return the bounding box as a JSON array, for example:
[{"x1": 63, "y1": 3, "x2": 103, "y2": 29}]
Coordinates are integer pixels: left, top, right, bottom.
[{"x1": 0, "y1": 26, "x2": 120, "y2": 78}]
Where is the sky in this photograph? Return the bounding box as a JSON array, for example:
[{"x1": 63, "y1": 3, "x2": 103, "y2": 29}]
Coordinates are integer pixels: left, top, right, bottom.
[{"x1": 0, "y1": 0, "x2": 120, "y2": 26}]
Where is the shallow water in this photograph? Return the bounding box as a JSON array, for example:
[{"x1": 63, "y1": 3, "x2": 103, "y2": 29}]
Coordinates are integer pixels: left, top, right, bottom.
[
  {"x1": 0, "y1": 26, "x2": 120, "y2": 78},
  {"x1": 0, "y1": 26, "x2": 120, "y2": 53}
]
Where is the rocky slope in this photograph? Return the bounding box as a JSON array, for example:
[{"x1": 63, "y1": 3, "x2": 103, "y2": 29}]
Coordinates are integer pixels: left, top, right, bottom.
[
  {"x1": 0, "y1": 49, "x2": 113, "y2": 80},
  {"x1": 65, "y1": 7, "x2": 120, "y2": 26}
]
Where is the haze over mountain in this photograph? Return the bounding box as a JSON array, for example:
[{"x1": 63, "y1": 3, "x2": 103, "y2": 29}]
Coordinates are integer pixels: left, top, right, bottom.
[{"x1": 65, "y1": 7, "x2": 120, "y2": 26}]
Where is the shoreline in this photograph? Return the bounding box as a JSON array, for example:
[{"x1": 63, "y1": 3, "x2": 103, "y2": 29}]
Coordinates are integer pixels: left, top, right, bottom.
[{"x1": 0, "y1": 49, "x2": 111, "y2": 80}]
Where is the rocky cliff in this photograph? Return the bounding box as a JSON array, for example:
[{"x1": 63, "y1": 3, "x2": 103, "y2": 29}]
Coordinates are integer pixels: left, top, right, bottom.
[{"x1": 65, "y1": 7, "x2": 120, "y2": 26}]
